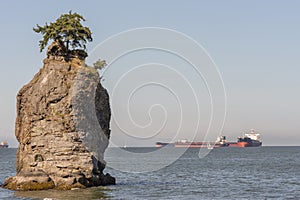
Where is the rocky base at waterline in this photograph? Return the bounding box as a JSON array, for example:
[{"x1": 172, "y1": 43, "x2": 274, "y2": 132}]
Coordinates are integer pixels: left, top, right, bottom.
[
  {"x1": 2, "y1": 43, "x2": 115, "y2": 190},
  {"x1": 3, "y1": 171, "x2": 115, "y2": 191}
]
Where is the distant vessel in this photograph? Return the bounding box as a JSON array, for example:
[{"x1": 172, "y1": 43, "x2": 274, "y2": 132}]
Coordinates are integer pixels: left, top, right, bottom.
[
  {"x1": 236, "y1": 129, "x2": 262, "y2": 147},
  {"x1": 0, "y1": 141, "x2": 9, "y2": 148},
  {"x1": 156, "y1": 136, "x2": 229, "y2": 148},
  {"x1": 155, "y1": 131, "x2": 262, "y2": 148}
]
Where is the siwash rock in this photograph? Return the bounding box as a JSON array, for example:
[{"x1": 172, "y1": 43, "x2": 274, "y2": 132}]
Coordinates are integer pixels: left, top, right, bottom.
[{"x1": 2, "y1": 42, "x2": 115, "y2": 190}]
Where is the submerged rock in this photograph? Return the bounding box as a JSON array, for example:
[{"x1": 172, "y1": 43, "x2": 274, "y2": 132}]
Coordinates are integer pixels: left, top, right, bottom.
[{"x1": 2, "y1": 46, "x2": 115, "y2": 190}]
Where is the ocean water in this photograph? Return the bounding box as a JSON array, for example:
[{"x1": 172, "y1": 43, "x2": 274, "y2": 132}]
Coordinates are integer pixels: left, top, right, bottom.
[{"x1": 0, "y1": 147, "x2": 300, "y2": 199}]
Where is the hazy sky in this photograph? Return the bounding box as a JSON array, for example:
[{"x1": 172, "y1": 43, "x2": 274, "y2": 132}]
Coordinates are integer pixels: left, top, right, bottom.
[{"x1": 0, "y1": 1, "x2": 299, "y2": 147}]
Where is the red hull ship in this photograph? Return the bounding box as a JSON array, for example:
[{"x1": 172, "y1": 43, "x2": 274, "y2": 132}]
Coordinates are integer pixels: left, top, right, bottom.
[
  {"x1": 155, "y1": 130, "x2": 262, "y2": 148},
  {"x1": 236, "y1": 129, "x2": 262, "y2": 147}
]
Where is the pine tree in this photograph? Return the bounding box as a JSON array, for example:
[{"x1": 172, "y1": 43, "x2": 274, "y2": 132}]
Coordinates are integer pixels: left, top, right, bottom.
[{"x1": 33, "y1": 11, "x2": 92, "y2": 53}]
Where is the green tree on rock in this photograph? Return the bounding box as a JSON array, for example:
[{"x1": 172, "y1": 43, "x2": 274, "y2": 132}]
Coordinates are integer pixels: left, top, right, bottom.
[
  {"x1": 93, "y1": 59, "x2": 107, "y2": 70},
  {"x1": 33, "y1": 11, "x2": 92, "y2": 53}
]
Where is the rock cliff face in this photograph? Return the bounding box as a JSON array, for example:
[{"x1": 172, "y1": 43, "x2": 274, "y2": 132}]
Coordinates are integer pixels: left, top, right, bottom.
[{"x1": 3, "y1": 44, "x2": 115, "y2": 190}]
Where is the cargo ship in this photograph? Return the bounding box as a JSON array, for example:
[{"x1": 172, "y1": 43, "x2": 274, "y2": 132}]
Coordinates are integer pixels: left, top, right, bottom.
[
  {"x1": 0, "y1": 141, "x2": 9, "y2": 148},
  {"x1": 236, "y1": 129, "x2": 262, "y2": 147},
  {"x1": 155, "y1": 130, "x2": 262, "y2": 148},
  {"x1": 156, "y1": 136, "x2": 229, "y2": 148}
]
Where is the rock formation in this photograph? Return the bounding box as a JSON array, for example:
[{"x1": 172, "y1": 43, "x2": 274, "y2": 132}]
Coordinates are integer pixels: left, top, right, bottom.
[{"x1": 2, "y1": 42, "x2": 115, "y2": 190}]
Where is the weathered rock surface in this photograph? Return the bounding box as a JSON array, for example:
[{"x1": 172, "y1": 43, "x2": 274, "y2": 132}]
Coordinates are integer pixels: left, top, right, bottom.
[{"x1": 2, "y1": 45, "x2": 115, "y2": 190}]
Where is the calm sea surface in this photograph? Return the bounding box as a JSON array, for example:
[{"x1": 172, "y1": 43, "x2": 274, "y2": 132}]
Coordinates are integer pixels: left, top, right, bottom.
[{"x1": 0, "y1": 147, "x2": 299, "y2": 199}]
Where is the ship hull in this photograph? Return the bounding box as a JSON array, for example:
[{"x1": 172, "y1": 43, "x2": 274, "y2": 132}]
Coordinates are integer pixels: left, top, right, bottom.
[
  {"x1": 174, "y1": 144, "x2": 228, "y2": 148},
  {"x1": 237, "y1": 141, "x2": 262, "y2": 147},
  {"x1": 155, "y1": 142, "x2": 173, "y2": 148},
  {"x1": 156, "y1": 142, "x2": 226, "y2": 148},
  {"x1": 156, "y1": 141, "x2": 262, "y2": 148}
]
